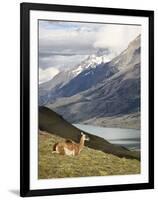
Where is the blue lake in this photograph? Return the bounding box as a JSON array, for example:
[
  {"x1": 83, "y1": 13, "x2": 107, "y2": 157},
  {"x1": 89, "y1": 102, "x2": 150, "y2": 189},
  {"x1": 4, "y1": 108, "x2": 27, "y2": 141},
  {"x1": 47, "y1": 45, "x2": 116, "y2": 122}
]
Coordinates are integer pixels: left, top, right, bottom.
[{"x1": 73, "y1": 124, "x2": 140, "y2": 151}]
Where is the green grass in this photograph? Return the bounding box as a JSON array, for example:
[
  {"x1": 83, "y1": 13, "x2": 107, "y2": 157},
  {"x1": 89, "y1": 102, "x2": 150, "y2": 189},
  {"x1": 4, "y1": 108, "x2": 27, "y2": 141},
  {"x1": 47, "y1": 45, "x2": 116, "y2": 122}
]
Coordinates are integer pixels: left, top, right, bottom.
[{"x1": 38, "y1": 131, "x2": 140, "y2": 179}]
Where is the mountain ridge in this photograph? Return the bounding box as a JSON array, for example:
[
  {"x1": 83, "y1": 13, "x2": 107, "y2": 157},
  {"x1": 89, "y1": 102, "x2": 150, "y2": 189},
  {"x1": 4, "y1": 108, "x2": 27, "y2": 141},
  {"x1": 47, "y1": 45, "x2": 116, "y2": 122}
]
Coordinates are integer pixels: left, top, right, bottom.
[{"x1": 47, "y1": 35, "x2": 141, "y2": 127}]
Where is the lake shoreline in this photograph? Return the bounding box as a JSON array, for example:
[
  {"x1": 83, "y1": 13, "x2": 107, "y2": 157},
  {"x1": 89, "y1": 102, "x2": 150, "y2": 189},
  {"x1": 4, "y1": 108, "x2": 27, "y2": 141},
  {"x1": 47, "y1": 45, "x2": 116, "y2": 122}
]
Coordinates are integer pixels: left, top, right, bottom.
[
  {"x1": 73, "y1": 123, "x2": 140, "y2": 151},
  {"x1": 80, "y1": 113, "x2": 140, "y2": 130}
]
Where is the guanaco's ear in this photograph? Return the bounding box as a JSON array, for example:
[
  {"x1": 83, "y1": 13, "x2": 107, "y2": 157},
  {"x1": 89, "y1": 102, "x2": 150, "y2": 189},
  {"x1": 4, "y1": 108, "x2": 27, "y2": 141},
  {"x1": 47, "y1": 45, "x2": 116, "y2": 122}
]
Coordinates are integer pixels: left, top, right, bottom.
[{"x1": 81, "y1": 132, "x2": 84, "y2": 136}]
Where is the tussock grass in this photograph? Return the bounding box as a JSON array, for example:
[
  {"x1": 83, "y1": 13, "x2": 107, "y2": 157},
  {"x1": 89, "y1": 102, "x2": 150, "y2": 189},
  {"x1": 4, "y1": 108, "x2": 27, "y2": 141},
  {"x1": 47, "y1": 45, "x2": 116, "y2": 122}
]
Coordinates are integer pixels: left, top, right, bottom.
[{"x1": 38, "y1": 131, "x2": 140, "y2": 179}]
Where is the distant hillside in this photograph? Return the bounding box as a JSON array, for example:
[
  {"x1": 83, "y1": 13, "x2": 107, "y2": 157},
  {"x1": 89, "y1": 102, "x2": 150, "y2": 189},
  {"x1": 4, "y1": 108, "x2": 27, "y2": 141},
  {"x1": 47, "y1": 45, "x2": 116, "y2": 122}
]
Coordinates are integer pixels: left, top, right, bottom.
[
  {"x1": 82, "y1": 112, "x2": 140, "y2": 129},
  {"x1": 39, "y1": 106, "x2": 140, "y2": 160},
  {"x1": 39, "y1": 131, "x2": 140, "y2": 179}
]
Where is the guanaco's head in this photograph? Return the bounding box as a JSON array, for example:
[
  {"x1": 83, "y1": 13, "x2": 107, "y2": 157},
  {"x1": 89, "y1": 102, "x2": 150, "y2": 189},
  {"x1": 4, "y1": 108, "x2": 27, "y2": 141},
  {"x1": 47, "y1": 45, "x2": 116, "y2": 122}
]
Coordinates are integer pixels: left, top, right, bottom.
[{"x1": 81, "y1": 132, "x2": 90, "y2": 141}]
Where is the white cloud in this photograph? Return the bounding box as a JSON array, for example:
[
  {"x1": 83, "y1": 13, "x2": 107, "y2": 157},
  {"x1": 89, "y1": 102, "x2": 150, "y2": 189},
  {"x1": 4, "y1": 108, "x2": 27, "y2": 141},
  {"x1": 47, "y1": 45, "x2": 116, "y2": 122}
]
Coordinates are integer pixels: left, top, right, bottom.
[
  {"x1": 39, "y1": 28, "x2": 96, "y2": 55},
  {"x1": 39, "y1": 25, "x2": 97, "y2": 70},
  {"x1": 39, "y1": 21, "x2": 141, "y2": 71},
  {"x1": 94, "y1": 24, "x2": 141, "y2": 53},
  {"x1": 39, "y1": 67, "x2": 59, "y2": 84}
]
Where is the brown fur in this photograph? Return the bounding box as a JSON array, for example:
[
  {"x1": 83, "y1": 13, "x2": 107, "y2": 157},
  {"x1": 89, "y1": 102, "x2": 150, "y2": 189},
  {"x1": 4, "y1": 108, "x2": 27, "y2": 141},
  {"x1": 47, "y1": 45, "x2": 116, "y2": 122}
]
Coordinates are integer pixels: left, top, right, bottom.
[
  {"x1": 52, "y1": 132, "x2": 89, "y2": 156},
  {"x1": 65, "y1": 139, "x2": 73, "y2": 144}
]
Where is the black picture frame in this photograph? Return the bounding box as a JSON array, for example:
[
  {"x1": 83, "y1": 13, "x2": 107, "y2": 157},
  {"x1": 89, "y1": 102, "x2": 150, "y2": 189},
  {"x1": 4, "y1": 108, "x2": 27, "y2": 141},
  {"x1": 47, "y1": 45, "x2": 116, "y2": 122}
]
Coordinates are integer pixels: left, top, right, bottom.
[{"x1": 20, "y1": 2, "x2": 154, "y2": 197}]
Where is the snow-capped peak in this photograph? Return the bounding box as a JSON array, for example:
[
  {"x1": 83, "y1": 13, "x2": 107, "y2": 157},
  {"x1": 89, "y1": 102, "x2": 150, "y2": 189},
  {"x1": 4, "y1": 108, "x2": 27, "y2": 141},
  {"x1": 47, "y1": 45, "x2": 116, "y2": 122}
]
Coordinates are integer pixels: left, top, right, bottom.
[{"x1": 72, "y1": 53, "x2": 113, "y2": 76}]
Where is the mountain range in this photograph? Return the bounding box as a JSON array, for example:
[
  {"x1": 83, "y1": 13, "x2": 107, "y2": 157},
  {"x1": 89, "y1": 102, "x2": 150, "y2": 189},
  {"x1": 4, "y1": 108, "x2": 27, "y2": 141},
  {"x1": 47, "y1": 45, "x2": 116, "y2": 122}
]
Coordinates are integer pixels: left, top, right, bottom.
[
  {"x1": 39, "y1": 50, "x2": 116, "y2": 105},
  {"x1": 39, "y1": 35, "x2": 141, "y2": 129}
]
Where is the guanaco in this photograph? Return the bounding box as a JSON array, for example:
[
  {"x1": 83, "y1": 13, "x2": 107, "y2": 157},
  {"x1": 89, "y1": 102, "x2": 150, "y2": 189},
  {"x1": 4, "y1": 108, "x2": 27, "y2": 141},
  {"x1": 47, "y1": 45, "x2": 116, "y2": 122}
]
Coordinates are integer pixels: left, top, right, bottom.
[{"x1": 52, "y1": 132, "x2": 89, "y2": 156}]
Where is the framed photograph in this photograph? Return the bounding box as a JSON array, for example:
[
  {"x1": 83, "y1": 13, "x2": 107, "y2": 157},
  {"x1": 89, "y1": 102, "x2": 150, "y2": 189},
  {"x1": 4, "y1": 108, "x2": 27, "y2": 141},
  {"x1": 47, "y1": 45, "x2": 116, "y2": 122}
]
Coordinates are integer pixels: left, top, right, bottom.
[{"x1": 20, "y1": 2, "x2": 154, "y2": 197}]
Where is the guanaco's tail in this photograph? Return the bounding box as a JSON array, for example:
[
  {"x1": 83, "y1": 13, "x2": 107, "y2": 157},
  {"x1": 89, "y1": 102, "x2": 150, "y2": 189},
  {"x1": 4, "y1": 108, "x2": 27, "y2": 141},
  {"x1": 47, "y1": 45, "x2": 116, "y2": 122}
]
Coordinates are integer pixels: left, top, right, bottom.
[{"x1": 53, "y1": 142, "x2": 58, "y2": 151}]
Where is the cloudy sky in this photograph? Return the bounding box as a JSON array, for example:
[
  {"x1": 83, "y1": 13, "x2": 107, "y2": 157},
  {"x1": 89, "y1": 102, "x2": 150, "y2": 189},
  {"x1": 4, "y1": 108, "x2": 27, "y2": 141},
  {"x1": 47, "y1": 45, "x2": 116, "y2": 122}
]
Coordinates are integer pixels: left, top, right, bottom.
[{"x1": 39, "y1": 20, "x2": 141, "y2": 83}]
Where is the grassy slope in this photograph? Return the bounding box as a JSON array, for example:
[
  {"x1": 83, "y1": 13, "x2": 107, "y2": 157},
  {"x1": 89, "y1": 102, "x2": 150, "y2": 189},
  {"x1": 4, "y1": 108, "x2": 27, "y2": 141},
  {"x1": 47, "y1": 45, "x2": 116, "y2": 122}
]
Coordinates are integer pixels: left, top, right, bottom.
[{"x1": 38, "y1": 131, "x2": 140, "y2": 179}]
